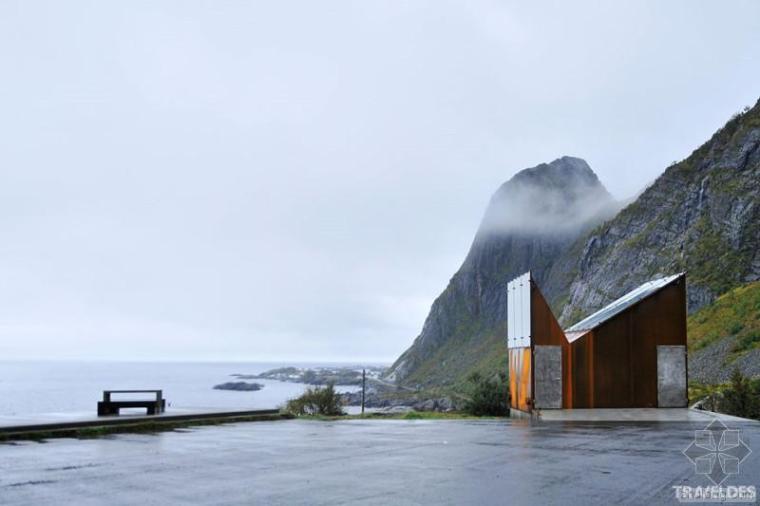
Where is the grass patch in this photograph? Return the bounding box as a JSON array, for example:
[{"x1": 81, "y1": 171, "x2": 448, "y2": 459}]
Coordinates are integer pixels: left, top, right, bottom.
[
  {"x1": 295, "y1": 410, "x2": 504, "y2": 421},
  {"x1": 0, "y1": 413, "x2": 291, "y2": 443}
]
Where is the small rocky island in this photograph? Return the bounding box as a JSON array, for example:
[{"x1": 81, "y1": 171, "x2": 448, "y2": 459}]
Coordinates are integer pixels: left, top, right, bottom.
[{"x1": 213, "y1": 381, "x2": 264, "y2": 391}]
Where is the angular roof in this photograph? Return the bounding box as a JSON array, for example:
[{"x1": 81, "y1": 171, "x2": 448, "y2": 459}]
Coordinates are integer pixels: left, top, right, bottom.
[{"x1": 565, "y1": 273, "x2": 684, "y2": 333}]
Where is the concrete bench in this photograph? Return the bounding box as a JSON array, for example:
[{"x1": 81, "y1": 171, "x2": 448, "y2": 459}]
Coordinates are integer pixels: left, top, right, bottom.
[{"x1": 97, "y1": 390, "x2": 166, "y2": 416}]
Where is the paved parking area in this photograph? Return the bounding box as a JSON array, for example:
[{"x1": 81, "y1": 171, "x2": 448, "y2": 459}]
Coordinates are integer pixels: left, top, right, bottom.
[{"x1": 1, "y1": 418, "x2": 758, "y2": 505}]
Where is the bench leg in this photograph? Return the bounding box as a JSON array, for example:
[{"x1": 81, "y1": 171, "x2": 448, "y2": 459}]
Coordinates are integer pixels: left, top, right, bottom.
[{"x1": 98, "y1": 402, "x2": 117, "y2": 416}]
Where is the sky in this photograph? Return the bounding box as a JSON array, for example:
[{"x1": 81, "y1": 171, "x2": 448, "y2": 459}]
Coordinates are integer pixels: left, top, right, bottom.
[{"x1": 0, "y1": 1, "x2": 758, "y2": 362}]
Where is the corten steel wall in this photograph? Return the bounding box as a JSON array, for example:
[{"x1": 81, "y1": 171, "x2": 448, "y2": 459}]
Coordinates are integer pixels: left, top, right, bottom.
[
  {"x1": 509, "y1": 279, "x2": 567, "y2": 413},
  {"x1": 530, "y1": 283, "x2": 571, "y2": 409},
  {"x1": 566, "y1": 276, "x2": 687, "y2": 408},
  {"x1": 508, "y1": 347, "x2": 531, "y2": 411}
]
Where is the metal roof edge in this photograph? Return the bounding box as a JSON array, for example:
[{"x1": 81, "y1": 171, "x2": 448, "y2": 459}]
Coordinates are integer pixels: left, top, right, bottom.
[{"x1": 564, "y1": 272, "x2": 685, "y2": 333}]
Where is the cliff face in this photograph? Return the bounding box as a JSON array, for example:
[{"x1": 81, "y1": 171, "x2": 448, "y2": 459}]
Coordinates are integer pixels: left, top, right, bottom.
[
  {"x1": 385, "y1": 157, "x2": 617, "y2": 387},
  {"x1": 554, "y1": 100, "x2": 760, "y2": 326}
]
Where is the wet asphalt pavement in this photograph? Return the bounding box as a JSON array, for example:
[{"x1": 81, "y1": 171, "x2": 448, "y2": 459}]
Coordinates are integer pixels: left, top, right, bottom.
[{"x1": 1, "y1": 418, "x2": 758, "y2": 505}]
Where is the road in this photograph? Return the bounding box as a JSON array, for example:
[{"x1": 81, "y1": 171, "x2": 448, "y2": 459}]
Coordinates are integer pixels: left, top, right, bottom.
[{"x1": 1, "y1": 418, "x2": 758, "y2": 505}]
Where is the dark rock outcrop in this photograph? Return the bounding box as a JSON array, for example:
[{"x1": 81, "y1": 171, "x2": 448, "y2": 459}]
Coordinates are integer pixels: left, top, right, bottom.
[{"x1": 213, "y1": 381, "x2": 264, "y2": 391}]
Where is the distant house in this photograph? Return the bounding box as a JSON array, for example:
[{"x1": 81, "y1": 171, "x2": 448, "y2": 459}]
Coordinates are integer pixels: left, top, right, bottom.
[{"x1": 507, "y1": 272, "x2": 687, "y2": 413}]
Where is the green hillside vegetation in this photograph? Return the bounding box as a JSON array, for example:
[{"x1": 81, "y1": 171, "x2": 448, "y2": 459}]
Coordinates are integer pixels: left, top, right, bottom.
[
  {"x1": 402, "y1": 331, "x2": 507, "y2": 391},
  {"x1": 688, "y1": 281, "x2": 760, "y2": 356}
]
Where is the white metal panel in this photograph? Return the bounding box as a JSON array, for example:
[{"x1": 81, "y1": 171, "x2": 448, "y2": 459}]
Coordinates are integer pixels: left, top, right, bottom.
[
  {"x1": 507, "y1": 271, "x2": 531, "y2": 349},
  {"x1": 507, "y1": 284, "x2": 511, "y2": 344},
  {"x1": 516, "y1": 272, "x2": 524, "y2": 346},
  {"x1": 521, "y1": 273, "x2": 531, "y2": 341},
  {"x1": 507, "y1": 282, "x2": 514, "y2": 345},
  {"x1": 516, "y1": 275, "x2": 523, "y2": 344}
]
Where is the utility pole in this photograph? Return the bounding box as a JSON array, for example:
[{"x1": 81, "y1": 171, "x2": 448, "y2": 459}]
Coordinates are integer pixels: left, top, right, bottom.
[{"x1": 361, "y1": 368, "x2": 366, "y2": 415}]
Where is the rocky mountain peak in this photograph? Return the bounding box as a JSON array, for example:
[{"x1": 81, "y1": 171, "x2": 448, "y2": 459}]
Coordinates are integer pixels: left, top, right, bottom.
[
  {"x1": 385, "y1": 157, "x2": 616, "y2": 386},
  {"x1": 476, "y1": 157, "x2": 614, "y2": 240}
]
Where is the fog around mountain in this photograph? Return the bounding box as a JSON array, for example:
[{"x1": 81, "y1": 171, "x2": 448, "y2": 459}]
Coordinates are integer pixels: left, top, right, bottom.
[{"x1": 478, "y1": 157, "x2": 616, "y2": 236}]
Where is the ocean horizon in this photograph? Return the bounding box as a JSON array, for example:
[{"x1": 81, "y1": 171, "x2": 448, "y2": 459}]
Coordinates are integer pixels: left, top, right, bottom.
[{"x1": 0, "y1": 360, "x2": 386, "y2": 422}]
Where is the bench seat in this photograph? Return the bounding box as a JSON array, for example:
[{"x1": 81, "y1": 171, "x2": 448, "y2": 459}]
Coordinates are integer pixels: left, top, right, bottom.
[{"x1": 97, "y1": 390, "x2": 166, "y2": 416}]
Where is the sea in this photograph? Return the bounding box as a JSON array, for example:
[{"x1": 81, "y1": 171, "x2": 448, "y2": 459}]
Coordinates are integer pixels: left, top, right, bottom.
[{"x1": 0, "y1": 361, "x2": 381, "y2": 423}]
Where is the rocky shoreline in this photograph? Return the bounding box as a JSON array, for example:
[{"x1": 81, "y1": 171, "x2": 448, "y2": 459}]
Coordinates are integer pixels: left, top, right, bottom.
[
  {"x1": 226, "y1": 366, "x2": 459, "y2": 412},
  {"x1": 340, "y1": 389, "x2": 458, "y2": 412},
  {"x1": 234, "y1": 366, "x2": 386, "y2": 386}
]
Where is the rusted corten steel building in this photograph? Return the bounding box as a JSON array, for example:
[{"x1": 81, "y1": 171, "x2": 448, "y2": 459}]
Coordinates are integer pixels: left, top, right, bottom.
[{"x1": 507, "y1": 272, "x2": 688, "y2": 413}]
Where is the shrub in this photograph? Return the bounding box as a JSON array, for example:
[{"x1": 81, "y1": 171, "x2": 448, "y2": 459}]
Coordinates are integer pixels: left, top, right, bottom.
[
  {"x1": 731, "y1": 331, "x2": 760, "y2": 353},
  {"x1": 463, "y1": 371, "x2": 509, "y2": 416},
  {"x1": 285, "y1": 384, "x2": 345, "y2": 416},
  {"x1": 720, "y1": 369, "x2": 760, "y2": 420}
]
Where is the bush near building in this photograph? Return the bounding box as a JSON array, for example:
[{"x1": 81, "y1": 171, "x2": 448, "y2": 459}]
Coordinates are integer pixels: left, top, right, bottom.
[
  {"x1": 463, "y1": 371, "x2": 509, "y2": 416},
  {"x1": 720, "y1": 369, "x2": 760, "y2": 420},
  {"x1": 285, "y1": 384, "x2": 345, "y2": 416}
]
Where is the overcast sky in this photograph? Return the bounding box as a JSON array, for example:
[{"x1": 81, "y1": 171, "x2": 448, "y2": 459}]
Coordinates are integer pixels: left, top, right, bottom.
[{"x1": 1, "y1": 1, "x2": 758, "y2": 362}]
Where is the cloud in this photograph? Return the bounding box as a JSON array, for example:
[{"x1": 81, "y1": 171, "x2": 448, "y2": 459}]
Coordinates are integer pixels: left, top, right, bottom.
[
  {"x1": 477, "y1": 158, "x2": 617, "y2": 236},
  {"x1": 0, "y1": 1, "x2": 758, "y2": 361}
]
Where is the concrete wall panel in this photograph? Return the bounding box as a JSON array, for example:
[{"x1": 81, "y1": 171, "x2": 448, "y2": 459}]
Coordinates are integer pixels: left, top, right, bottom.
[
  {"x1": 534, "y1": 346, "x2": 562, "y2": 409},
  {"x1": 657, "y1": 345, "x2": 687, "y2": 407}
]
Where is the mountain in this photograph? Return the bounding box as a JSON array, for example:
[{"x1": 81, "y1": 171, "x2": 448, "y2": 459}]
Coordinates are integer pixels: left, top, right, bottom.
[
  {"x1": 553, "y1": 99, "x2": 760, "y2": 325},
  {"x1": 387, "y1": 97, "x2": 760, "y2": 392},
  {"x1": 384, "y1": 156, "x2": 617, "y2": 388}
]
